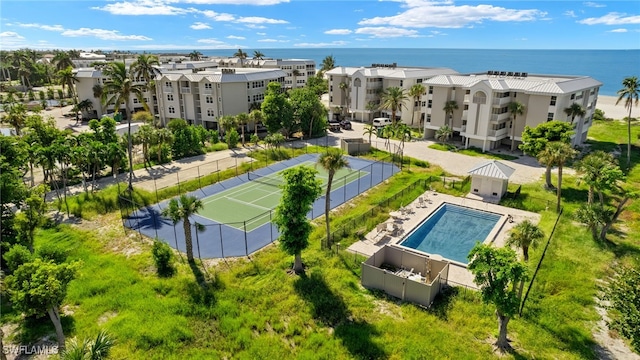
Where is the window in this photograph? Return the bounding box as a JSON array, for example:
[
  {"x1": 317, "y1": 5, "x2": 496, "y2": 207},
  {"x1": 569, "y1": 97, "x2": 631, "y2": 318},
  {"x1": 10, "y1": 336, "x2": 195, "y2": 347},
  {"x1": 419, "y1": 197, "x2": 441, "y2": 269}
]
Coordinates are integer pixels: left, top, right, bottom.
[
  {"x1": 465, "y1": 90, "x2": 470, "y2": 94},
  {"x1": 400, "y1": 80, "x2": 403, "y2": 87},
  {"x1": 472, "y1": 91, "x2": 487, "y2": 104},
  {"x1": 428, "y1": 86, "x2": 433, "y2": 94},
  {"x1": 133, "y1": 98, "x2": 139, "y2": 104},
  {"x1": 426, "y1": 114, "x2": 431, "y2": 123},
  {"x1": 207, "y1": 109, "x2": 215, "y2": 117},
  {"x1": 167, "y1": 94, "x2": 173, "y2": 101},
  {"x1": 169, "y1": 106, "x2": 175, "y2": 114},
  {"x1": 417, "y1": 79, "x2": 423, "y2": 83},
  {"x1": 427, "y1": 100, "x2": 432, "y2": 109},
  {"x1": 464, "y1": 104, "x2": 469, "y2": 110},
  {"x1": 550, "y1": 96, "x2": 557, "y2": 106},
  {"x1": 204, "y1": 83, "x2": 212, "y2": 89},
  {"x1": 165, "y1": 82, "x2": 172, "y2": 87},
  {"x1": 205, "y1": 96, "x2": 213, "y2": 104},
  {"x1": 570, "y1": 93, "x2": 575, "y2": 100},
  {"x1": 248, "y1": 96, "x2": 251, "y2": 102},
  {"x1": 218, "y1": 97, "x2": 222, "y2": 102},
  {"x1": 547, "y1": 112, "x2": 554, "y2": 121}
]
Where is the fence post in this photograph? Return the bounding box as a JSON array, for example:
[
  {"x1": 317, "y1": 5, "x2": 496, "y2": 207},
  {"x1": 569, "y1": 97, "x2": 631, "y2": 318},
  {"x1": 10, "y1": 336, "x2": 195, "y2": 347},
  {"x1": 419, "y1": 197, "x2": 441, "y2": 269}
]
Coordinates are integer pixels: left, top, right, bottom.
[
  {"x1": 219, "y1": 225, "x2": 224, "y2": 258},
  {"x1": 244, "y1": 221, "x2": 249, "y2": 256},
  {"x1": 177, "y1": 172, "x2": 181, "y2": 194}
]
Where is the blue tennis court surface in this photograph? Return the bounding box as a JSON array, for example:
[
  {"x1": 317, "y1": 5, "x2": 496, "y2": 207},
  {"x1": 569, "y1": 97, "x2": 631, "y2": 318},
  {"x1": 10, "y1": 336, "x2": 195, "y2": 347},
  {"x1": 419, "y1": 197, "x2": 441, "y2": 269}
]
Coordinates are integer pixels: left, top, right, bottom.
[{"x1": 125, "y1": 153, "x2": 399, "y2": 258}]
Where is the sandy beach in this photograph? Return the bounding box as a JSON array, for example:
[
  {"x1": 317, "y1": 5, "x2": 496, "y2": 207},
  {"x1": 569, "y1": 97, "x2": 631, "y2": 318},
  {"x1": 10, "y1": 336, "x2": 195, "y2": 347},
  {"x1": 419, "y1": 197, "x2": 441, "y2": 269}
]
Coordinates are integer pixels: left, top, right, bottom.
[{"x1": 596, "y1": 95, "x2": 639, "y2": 120}]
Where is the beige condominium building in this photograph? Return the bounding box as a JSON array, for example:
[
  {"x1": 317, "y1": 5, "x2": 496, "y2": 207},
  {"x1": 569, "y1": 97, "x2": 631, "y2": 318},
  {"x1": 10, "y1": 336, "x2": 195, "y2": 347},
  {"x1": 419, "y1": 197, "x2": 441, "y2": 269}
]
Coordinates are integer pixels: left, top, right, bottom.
[
  {"x1": 325, "y1": 64, "x2": 458, "y2": 124},
  {"x1": 422, "y1": 71, "x2": 602, "y2": 151},
  {"x1": 155, "y1": 68, "x2": 287, "y2": 129}
]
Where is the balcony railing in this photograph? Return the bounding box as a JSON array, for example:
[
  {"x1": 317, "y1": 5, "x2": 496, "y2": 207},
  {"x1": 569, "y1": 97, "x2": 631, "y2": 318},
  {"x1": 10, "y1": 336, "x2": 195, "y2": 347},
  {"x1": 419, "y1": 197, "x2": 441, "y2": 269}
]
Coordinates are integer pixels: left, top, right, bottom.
[
  {"x1": 490, "y1": 113, "x2": 511, "y2": 122},
  {"x1": 492, "y1": 97, "x2": 511, "y2": 106},
  {"x1": 163, "y1": 87, "x2": 173, "y2": 93},
  {"x1": 487, "y1": 128, "x2": 509, "y2": 137},
  {"x1": 462, "y1": 110, "x2": 468, "y2": 120},
  {"x1": 180, "y1": 87, "x2": 191, "y2": 94},
  {"x1": 202, "y1": 89, "x2": 213, "y2": 95},
  {"x1": 461, "y1": 125, "x2": 467, "y2": 133}
]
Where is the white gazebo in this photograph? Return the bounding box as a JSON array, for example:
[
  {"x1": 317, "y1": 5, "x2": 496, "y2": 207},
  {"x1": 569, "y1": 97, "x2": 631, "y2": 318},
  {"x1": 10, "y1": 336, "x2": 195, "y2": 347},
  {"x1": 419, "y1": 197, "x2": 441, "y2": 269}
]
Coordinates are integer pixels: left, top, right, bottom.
[{"x1": 467, "y1": 160, "x2": 515, "y2": 203}]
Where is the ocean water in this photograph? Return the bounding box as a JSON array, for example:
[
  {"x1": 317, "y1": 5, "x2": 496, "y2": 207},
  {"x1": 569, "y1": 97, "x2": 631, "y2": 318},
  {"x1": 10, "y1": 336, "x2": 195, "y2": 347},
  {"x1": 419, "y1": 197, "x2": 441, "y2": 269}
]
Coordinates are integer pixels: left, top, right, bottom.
[{"x1": 185, "y1": 48, "x2": 639, "y2": 96}]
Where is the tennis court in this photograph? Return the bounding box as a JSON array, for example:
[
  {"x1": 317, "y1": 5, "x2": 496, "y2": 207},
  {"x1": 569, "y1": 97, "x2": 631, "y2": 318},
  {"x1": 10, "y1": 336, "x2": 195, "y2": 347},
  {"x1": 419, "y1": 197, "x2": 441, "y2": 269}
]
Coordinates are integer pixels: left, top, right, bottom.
[
  {"x1": 125, "y1": 153, "x2": 400, "y2": 258},
  {"x1": 198, "y1": 161, "x2": 362, "y2": 231}
]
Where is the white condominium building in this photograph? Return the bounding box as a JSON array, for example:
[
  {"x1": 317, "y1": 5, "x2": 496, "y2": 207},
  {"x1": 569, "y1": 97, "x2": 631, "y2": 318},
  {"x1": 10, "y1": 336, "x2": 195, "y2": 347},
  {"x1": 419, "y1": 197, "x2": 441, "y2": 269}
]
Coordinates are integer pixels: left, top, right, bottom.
[
  {"x1": 155, "y1": 68, "x2": 287, "y2": 129},
  {"x1": 423, "y1": 72, "x2": 602, "y2": 150},
  {"x1": 208, "y1": 58, "x2": 316, "y2": 89},
  {"x1": 325, "y1": 64, "x2": 458, "y2": 124}
]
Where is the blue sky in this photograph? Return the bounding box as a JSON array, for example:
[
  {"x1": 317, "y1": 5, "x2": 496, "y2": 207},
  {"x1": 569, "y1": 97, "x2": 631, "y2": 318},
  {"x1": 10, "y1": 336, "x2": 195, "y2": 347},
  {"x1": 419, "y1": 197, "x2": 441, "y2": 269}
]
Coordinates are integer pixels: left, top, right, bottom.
[{"x1": 1, "y1": 0, "x2": 639, "y2": 51}]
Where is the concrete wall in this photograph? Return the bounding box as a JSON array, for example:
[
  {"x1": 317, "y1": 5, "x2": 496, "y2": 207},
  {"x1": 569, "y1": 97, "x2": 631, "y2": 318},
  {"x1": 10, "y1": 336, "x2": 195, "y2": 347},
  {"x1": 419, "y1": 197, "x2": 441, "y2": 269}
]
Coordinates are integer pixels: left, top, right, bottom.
[{"x1": 341, "y1": 138, "x2": 371, "y2": 155}]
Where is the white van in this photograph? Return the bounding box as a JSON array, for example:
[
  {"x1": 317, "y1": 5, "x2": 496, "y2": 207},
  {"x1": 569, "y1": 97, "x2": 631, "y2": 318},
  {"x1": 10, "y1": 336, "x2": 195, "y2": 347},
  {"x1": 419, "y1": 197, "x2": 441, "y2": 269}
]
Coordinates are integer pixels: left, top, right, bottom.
[{"x1": 372, "y1": 117, "x2": 392, "y2": 127}]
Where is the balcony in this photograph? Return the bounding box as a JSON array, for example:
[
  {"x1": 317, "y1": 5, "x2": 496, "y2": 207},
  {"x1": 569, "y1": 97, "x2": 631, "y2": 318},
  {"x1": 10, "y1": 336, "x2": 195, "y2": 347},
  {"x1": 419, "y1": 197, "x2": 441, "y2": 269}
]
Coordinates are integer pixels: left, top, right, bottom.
[
  {"x1": 180, "y1": 87, "x2": 191, "y2": 94},
  {"x1": 463, "y1": 94, "x2": 470, "y2": 103},
  {"x1": 460, "y1": 125, "x2": 467, "y2": 133},
  {"x1": 487, "y1": 128, "x2": 509, "y2": 138},
  {"x1": 202, "y1": 89, "x2": 213, "y2": 95},
  {"x1": 163, "y1": 87, "x2": 173, "y2": 93},
  {"x1": 490, "y1": 113, "x2": 511, "y2": 123},
  {"x1": 492, "y1": 97, "x2": 511, "y2": 106},
  {"x1": 461, "y1": 110, "x2": 468, "y2": 120}
]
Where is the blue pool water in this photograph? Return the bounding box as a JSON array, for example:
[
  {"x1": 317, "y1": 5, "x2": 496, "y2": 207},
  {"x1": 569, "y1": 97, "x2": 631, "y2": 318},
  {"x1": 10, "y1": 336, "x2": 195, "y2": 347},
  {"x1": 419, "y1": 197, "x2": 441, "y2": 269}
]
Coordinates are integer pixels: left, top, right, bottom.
[{"x1": 400, "y1": 203, "x2": 501, "y2": 264}]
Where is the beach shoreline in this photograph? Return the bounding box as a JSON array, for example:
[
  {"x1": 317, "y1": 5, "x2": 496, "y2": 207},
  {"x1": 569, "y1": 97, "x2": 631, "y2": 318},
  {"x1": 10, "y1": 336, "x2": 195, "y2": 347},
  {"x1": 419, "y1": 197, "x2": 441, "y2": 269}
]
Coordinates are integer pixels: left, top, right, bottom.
[{"x1": 596, "y1": 95, "x2": 639, "y2": 120}]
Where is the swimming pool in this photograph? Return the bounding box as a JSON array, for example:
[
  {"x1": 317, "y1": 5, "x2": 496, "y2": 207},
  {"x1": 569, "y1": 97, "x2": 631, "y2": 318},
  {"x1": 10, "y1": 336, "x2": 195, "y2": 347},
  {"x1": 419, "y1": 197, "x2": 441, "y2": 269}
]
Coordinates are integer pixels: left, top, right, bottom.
[{"x1": 400, "y1": 203, "x2": 502, "y2": 264}]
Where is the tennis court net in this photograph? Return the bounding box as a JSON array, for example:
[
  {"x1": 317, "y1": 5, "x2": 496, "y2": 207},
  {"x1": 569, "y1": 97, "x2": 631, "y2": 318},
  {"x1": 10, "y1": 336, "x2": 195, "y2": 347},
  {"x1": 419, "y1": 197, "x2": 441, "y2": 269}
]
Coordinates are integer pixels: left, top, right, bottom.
[{"x1": 247, "y1": 171, "x2": 284, "y2": 188}]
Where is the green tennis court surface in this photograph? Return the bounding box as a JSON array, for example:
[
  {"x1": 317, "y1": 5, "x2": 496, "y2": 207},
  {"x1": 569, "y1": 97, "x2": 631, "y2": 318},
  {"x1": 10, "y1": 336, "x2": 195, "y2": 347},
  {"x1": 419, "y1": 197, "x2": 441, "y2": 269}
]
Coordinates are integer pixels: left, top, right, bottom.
[{"x1": 198, "y1": 161, "x2": 366, "y2": 231}]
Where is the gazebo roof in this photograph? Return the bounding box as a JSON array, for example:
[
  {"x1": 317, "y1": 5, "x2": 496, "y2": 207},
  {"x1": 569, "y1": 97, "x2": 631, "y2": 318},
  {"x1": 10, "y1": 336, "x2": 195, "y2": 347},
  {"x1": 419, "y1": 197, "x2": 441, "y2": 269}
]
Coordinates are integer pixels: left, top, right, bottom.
[{"x1": 467, "y1": 160, "x2": 515, "y2": 180}]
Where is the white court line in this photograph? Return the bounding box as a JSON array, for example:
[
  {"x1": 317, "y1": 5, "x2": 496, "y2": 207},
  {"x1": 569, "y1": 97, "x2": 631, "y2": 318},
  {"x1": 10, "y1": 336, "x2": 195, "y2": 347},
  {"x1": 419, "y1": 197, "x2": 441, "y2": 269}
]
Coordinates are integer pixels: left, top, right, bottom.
[{"x1": 223, "y1": 195, "x2": 272, "y2": 212}]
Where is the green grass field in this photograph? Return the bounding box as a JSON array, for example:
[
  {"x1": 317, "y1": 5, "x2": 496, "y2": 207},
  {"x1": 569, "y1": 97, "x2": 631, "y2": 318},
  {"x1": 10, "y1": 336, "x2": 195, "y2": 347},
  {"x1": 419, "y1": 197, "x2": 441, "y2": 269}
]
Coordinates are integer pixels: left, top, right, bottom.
[{"x1": 197, "y1": 161, "x2": 365, "y2": 231}]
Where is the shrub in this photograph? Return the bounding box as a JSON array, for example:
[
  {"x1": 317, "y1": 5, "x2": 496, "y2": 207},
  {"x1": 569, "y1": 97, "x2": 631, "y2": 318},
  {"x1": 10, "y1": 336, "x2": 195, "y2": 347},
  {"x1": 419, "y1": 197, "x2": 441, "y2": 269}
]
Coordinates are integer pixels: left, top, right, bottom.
[
  {"x1": 39, "y1": 90, "x2": 45, "y2": 101},
  {"x1": 57, "y1": 89, "x2": 64, "y2": 99},
  {"x1": 226, "y1": 129, "x2": 239, "y2": 149},
  {"x1": 250, "y1": 134, "x2": 260, "y2": 145},
  {"x1": 3, "y1": 244, "x2": 33, "y2": 273},
  {"x1": 152, "y1": 240, "x2": 176, "y2": 277},
  {"x1": 208, "y1": 130, "x2": 220, "y2": 144},
  {"x1": 37, "y1": 243, "x2": 68, "y2": 264}
]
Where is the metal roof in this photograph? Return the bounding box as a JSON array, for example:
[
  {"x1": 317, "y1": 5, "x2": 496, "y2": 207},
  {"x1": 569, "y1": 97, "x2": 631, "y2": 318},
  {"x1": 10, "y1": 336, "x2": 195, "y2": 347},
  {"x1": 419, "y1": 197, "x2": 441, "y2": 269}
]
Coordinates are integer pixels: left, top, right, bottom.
[
  {"x1": 467, "y1": 160, "x2": 515, "y2": 180},
  {"x1": 424, "y1": 74, "x2": 602, "y2": 95}
]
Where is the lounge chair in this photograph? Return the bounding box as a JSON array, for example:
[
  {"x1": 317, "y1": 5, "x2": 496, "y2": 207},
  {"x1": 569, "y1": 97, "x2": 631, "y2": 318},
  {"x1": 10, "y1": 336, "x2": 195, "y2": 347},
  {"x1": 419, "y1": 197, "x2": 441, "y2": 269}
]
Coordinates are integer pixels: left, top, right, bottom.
[{"x1": 418, "y1": 197, "x2": 425, "y2": 208}]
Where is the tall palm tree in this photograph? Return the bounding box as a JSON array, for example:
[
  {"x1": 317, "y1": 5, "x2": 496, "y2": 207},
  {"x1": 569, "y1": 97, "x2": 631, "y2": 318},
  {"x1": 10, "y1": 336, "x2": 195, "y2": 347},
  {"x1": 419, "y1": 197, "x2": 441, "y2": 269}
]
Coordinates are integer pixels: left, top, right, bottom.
[
  {"x1": 442, "y1": 100, "x2": 458, "y2": 128},
  {"x1": 365, "y1": 101, "x2": 378, "y2": 124},
  {"x1": 575, "y1": 151, "x2": 624, "y2": 206},
  {"x1": 155, "y1": 128, "x2": 173, "y2": 162},
  {"x1": 539, "y1": 142, "x2": 578, "y2": 213},
  {"x1": 219, "y1": 115, "x2": 237, "y2": 135},
  {"x1": 616, "y1": 76, "x2": 639, "y2": 171},
  {"x1": 339, "y1": 81, "x2": 349, "y2": 118},
  {"x1": 317, "y1": 149, "x2": 349, "y2": 248},
  {"x1": 320, "y1": 55, "x2": 336, "y2": 76},
  {"x1": 291, "y1": 69, "x2": 301, "y2": 89},
  {"x1": 409, "y1": 84, "x2": 425, "y2": 126},
  {"x1": 57, "y1": 66, "x2": 78, "y2": 100},
  {"x1": 564, "y1": 103, "x2": 586, "y2": 125},
  {"x1": 435, "y1": 125, "x2": 453, "y2": 144},
  {"x1": 53, "y1": 51, "x2": 74, "y2": 71},
  {"x1": 508, "y1": 101, "x2": 526, "y2": 152},
  {"x1": 131, "y1": 54, "x2": 161, "y2": 116},
  {"x1": 161, "y1": 194, "x2": 203, "y2": 262},
  {"x1": 249, "y1": 109, "x2": 264, "y2": 136},
  {"x1": 101, "y1": 61, "x2": 148, "y2": 190},
  {"x1": 235, "y1": 112, "x2": 250, "y2": 146},
  {"x1": 396, "y1": 123, "x2": 412, "y2": 152},
  {"x1": 1, "y1": 102, "x2": 27, "y2": 136},
  {"x1": 92, "y1": 84, "x2": 104, "y2": 114},
  {"x1": 188, "y1": 50, "x2": 203, "y2": 61},
  {"x1": 252, "y1": 50, "x2": 265, "y2": 60},
  {"x1": 380, "y1": 87, "x2": 408, "y2": 126},
  {"x1": 507, "y1": 220, "x2": 544, "y2": 261},
  {"x1": 233, "y1": 49, "x2": 248, "y2": 67},
  {"x1": 76, "y1": 99, "x2": 93, "y2": 119}
]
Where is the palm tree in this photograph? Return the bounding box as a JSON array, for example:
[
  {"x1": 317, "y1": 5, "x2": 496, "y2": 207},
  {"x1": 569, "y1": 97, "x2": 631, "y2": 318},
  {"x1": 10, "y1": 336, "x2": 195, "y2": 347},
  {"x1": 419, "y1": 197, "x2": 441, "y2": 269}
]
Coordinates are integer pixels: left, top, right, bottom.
[
  {"x1": 442, "y1": 100, "x2": 458, "y2": 128},
  {"x1": 435, "y1": 125, "x2": 453, "y2": 144},
  {"x1": 317, "y1": 149, "x2": 349, "y2": 248},
  {"x1": 396, "y1": 123, "x2": 412, "y2": 152},
  {"x1": 60, "y1": 330, "x2": 115, "y2": 360},
  {"x1": 155, "y1": 128, "x2": 173, "y2": 162},
  {"x1": 291, "y1": 69, "x2": 301, "y2": 89},
  {"x1": 507, "y1": 220, "x2": 544, "y2": 261},
  {"x1": 409, "y1": 84, "x2": 425, "y2": 126},
  {"x1": 57, "y1": 66, "x2": 78, "y2": 101},
  {"x1": 131, "y1": 54, "x2": 161, "y2": 115},
  {"x1": 1, "y1": 102, "x2": 27, "y2": 136},
  {"x1": 233, "y1": 49, "x2": 248, "y2": 67},
  {"x1": 564, "y1": 103, "x2": 586, "y2": 126},
  {"x1": 508, "y1": 101, "x2": 526, "y2": 152},
  {"x1": 539, "y1": 142, "x2": 578, "y2": 213},
  {"x1": 76, "y1": 99, "x2": 93, "y2": 120},
  {"x1": 53, "y1": 51, "x2": 74, "y2": 71},
  {"x1": 380, "y1": 87, "x2": 408, "y2": 126},
  {"x1": 101, "y1": 61, "x2": 148, "y2": 190},
  {"x1": 616, "y1": 76, "x2": 639, "y2": 170},
  {"x1": 249, "y1": 109, "x2": 264, "y2": 136},
  {"x1": 235, "y1": 112, "x2": 250, "y2": 146},
  {"x1": 252, "y1": 50, "x2": 265, "y2": 60},
  {"x1": 319, "y1": 55, "x2": 336, "y2": 76},
  {"x1": 219, "y1": 115, "x2": 237, "y2": 136},
  {"x1": 161, "y1": 194, "x2": 203, "y2": 262},
  {"x1": 92, "y1": 84, "x2": 104, "y2": 114},
  {"x1": 188, "y1": 50, "x2": 203, "y2": 61},
  {"x1": 365, "y1": 101, "x2": 378, "y2": 124},
  {"x1": 339, "y1": 81, "x2": 349, "y2": 118},
  {"x1": 575, "y1": 151, "x2": 624, "y2": 206},
  {"x1": 363, "y1": 124, "x2": 376, "y2": 143}
]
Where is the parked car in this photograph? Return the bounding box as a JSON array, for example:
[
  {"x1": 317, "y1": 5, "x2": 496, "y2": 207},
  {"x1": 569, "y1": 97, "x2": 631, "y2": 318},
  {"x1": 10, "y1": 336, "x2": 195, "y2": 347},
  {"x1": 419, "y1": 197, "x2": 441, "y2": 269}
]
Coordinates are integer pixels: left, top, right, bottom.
[
  {"x1": 328, "y1": 119, "x2": 341, "y2": 131},
  {"x1": 340, "y1": 119, "x2": 352, "y2": 130},
  {"x1": 372, "y1": 117, "x2": 392, "y2": 127}
]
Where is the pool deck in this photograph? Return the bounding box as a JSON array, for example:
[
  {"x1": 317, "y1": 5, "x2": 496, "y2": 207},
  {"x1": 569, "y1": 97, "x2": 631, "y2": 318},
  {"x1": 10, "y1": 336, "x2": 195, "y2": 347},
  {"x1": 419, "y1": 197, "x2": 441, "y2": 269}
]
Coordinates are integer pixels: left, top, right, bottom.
[{"x1": 348, "y1": 191, "x2": 541, "y2": 289}]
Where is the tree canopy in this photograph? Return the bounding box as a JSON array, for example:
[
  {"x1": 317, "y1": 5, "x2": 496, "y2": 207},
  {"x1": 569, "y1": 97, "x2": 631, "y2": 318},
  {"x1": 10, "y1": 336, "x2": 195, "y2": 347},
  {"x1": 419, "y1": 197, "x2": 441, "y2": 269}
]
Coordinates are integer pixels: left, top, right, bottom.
[{"x1": 261, "y1": 82, "x2": 294, "y2": 137}]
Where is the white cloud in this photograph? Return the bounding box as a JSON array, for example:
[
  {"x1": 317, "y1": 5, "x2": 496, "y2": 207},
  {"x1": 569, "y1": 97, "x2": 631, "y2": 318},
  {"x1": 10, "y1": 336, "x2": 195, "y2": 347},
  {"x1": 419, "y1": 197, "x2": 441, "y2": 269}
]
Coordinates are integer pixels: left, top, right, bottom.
[
  {"x1": 564, "y1": 10, "x2": 577, "y2": 18},
  {"x1": 0, "y1": 31, "x2": 24, "y2": 39},
  {"x1": 227, "y1": 35, "x2": 246, "y2": 40},
  {"x1": 258, "y1": 38, "x2": 289, "y2": 43},
  {"x1": 608, "y1": 28, "x2": 628, "y2": 33},
  {"x1": 579, "y1": 12, "x2": 640, "y2": 25},
  {"x1": 15, "y1": 23, "x2": 65, "y2": 31},
  {"x1": 236, "y1": 16, "x2": 288, "y2": 24},
  {"x1": 61, "y1": 28, "x2": 152, "y2": 41},
  {"x1": 584, "y1": 2, "x2": 606, "y2": 8},
  {"x1": 325, "y1": 29, "x2": 352, "y2": 35},
  {"x1": 170, "y1": 0, "x2": 288, "y2": 4},
  {"x1": 93, "y1": 0, "x2": 190, "y2": 15},
  {"x1": 197, "y1": 38, "x2": 226, "y2": 44},
  {"x1": 190, "y1": 22, "x2": 211, "y2": 30},
  {"x1": 359, "y1": 1, "x2": 545, "y2": 28},
  {"x1": 256, "y1": 32, "x2": 267, "y2": 36},
  {"x1": 131, "y1": 43, "x2": 239, "y2": 50},
  {"x1": 355, "y1": 27, "x2": 420, "y2": 38},
  {"x1": 293, "y1": 41, "x2": 348, "y2": 48},
  {"x1": 245, "y1": 24, "x2": 267, "y2": 29},
  {"x1": 200, "y1": 10, "x2": 236, "y2": 21}
]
